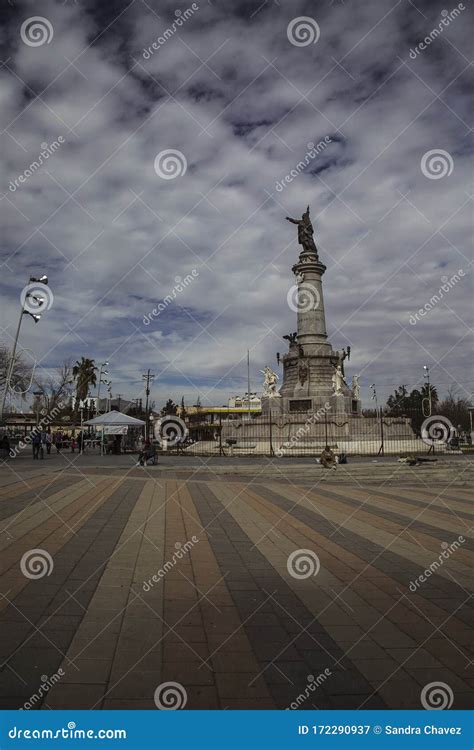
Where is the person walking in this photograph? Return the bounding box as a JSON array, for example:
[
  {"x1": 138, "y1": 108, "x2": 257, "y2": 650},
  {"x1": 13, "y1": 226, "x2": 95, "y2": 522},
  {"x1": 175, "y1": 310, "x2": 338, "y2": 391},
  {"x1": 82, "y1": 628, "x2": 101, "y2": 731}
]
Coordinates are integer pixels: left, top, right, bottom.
[
  {"x1": 54, "y1": 431, "x2": 62, "y2": 454},
  {"x1": 32, "y1": 432, "x2": 41, "y2": 460},
  {"x1": 40, "y1": 431, "x2": 47, "y2": 459},
  {"x1": 45, "y1": 429, "x2": 52, "y2": 455}
]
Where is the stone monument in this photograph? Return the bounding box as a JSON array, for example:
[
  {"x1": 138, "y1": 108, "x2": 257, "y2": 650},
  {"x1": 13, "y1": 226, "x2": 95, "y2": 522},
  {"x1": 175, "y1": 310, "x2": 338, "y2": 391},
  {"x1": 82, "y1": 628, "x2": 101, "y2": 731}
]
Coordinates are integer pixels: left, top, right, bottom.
[
  {"x1": 218, "y1": 206, "x2": 418, "y2": 454},
  {"x1": 273, "y1": 206, "x2": 359, "y2": 415}
]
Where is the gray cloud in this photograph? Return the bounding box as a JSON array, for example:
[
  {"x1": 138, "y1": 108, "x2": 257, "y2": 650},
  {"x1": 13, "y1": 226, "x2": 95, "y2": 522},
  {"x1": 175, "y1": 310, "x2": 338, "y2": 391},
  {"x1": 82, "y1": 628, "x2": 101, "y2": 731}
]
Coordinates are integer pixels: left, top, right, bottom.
[{"x1": 1, "y1": 0, "x2": 472, "y2": 408}]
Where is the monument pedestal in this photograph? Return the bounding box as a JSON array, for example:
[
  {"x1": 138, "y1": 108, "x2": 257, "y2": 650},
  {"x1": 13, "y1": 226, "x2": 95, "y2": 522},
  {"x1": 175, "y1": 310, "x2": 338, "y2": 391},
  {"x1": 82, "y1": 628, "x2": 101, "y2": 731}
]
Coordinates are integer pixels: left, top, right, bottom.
[{"x1": 261, "y1": 395, "x2": 282, "y2": 416}]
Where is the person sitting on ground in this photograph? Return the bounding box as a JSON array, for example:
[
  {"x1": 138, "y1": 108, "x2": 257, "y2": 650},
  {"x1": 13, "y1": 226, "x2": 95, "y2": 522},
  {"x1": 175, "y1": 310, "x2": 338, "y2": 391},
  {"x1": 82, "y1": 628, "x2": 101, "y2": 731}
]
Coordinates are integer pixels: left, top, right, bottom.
[
  {"x1": 137, "y1": 439, "x2": 155, "y2": 466},
  {"x1": 320, "y1": 445, "x2": 337, "y2": 470}
]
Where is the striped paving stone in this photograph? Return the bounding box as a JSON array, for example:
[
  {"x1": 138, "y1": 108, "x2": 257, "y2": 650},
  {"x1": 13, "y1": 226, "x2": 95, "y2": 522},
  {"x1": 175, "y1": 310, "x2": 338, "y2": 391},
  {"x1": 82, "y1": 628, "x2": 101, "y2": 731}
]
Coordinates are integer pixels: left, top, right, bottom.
[
  {"x1": 0, "y1": 471, "x2": 471, "y2": 710},
  {"x1": 252, "y1": 484, "x2": 473, "y2": 634},
  {"x1": 0, "y1": 478, "x2": 144, "y2": 708},
  {"x1": 0, "y1": 474, "x2": 86, "y2": 524}
]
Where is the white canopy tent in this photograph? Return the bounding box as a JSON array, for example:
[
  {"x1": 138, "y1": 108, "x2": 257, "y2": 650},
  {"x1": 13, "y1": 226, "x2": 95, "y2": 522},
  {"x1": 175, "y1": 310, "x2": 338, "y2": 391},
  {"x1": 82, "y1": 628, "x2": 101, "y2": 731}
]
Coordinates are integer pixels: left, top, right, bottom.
[
  {"x1": 83, "y1": 411, "x2": 145, "y2": 455},
  {"x1": 83, "y1": 411, "x2": 146, "y2": 427}
]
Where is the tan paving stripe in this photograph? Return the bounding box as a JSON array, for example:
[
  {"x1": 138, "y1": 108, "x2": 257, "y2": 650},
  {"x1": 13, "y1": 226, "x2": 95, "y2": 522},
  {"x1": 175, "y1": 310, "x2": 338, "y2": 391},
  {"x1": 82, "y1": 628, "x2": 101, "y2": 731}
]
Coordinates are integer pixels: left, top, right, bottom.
[
  {"x1": 164, "y1": 480, "x2": 275, "y2": 709},
  {"x1": 0, "y1": 473, "x2": 58, "y2": 499},
  {"x1": 44, "y1": 479, "x2": 162, "y2": 709},
  {"x1": 0, "y1": 478, "x2": 107, "y2": 553},
  {"x1": 211, "y1": 482, "x2": 471, "y2": 691},
  {"x1": 374, "y1": 486, "x2": 474, "y2": 515},
  {"x1": 316, "y1": 483, "x2": 472, "y2": 535},
  {"x1": 103, "y1": 478, "x2": 167, "y2": 708},
  {"x1": 208, "y1": 481, "x2": 414, "y2": 708},
  {"x1": 0, "y1": 478, "x2": 125, "y2": 612},
  {"x1": 58, "y1": 470, "x2": 154, "y2": 483},
  {"x1": 247, "y1": 483, "x2": 472, "y2": 695},
  {"x1": 336, "y1": 483, "x2": 474, "y2": 523},
  {"x1": 0, "y1": 478, "x2": 97, "y2": 542},
  {"x1": 271, "y1": 484, "x2": 473, "y2": 580}
]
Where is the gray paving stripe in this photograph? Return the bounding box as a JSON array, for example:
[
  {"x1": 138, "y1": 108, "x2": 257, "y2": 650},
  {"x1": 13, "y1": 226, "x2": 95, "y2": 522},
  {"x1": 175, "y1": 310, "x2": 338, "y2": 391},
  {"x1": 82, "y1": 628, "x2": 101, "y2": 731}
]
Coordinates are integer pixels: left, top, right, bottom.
[
  {"x1": 189, "y1": 482, "x2": 387, "y2": 709},
  {"x1": 294, "y1": 485, "x2": 474, "y2": 549},
  {"x1": 0, "y1": 479, "x2": 145, "y2": 708},
  {"x1": 0, "y1": 475, "x2": 86, "y2": 523},
  {"x1": 256, "y1": 484, "x2": 474, "y2": 629},
  {"x1": 354, "y1": 486, "x2": 474, "y2": 522}
]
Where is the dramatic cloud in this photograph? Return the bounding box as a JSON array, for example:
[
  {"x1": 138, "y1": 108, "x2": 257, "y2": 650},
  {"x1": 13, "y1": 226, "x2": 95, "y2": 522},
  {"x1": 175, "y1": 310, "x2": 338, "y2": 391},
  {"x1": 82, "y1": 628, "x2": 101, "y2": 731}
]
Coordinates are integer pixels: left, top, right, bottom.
[{"x1": 1, "y1": 0, "x2": 472, "y2": 408}]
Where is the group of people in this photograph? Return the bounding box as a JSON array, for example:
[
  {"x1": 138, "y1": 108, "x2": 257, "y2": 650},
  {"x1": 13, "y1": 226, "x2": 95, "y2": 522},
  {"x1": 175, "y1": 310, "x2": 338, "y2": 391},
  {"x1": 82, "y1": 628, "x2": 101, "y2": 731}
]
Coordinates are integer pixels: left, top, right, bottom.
[
  {"x1": 31, "y1": 429, "x2": 86, "y2": 459},
  {"x1": 32, "y1": 429, "x2": 56, "y2": 459}
]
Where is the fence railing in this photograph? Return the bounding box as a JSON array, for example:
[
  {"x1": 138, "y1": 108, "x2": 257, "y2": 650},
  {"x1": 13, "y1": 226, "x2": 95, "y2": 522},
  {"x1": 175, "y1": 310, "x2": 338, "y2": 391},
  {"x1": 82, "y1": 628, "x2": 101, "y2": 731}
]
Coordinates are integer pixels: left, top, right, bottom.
[{"x1": 165, "y1": 409, "x2": 466, "y2": 457}]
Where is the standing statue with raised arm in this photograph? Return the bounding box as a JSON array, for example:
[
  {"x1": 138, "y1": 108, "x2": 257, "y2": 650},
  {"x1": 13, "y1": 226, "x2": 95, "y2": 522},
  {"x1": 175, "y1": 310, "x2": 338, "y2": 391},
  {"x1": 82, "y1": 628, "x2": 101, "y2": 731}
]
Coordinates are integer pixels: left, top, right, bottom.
[{"x1": 286, "y1": 206, "x2": 318, "y2": 256}]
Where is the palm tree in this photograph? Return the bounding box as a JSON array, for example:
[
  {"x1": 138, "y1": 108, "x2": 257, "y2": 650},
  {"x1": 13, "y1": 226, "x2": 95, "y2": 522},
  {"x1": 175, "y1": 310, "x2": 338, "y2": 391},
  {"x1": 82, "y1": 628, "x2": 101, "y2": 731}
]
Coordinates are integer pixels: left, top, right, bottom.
[{"x1": 72, "y1": 358, "x2": 97, "y2": 408}]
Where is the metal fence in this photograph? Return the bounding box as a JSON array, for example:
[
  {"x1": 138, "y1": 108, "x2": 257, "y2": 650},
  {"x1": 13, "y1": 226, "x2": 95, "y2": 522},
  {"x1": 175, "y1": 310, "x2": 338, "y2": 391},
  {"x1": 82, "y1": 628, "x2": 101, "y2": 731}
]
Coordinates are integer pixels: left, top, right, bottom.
[{"x1": 169, "y1": 409, "x2": 467, "y2": 457}]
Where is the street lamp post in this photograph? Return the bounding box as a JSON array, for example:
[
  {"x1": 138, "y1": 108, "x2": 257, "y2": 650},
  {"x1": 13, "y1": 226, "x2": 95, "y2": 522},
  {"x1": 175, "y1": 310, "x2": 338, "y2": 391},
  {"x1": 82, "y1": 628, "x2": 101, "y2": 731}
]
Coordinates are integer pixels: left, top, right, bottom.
[
  {"x1": 0, "y1": 275, "x2": 49, "y2": 425},
  {"x1": 142, "y1": 370, "x2": 155, "y2": 441},
  {"x1": 423, "y1": 365, "x2": 432, "y2": 417}
]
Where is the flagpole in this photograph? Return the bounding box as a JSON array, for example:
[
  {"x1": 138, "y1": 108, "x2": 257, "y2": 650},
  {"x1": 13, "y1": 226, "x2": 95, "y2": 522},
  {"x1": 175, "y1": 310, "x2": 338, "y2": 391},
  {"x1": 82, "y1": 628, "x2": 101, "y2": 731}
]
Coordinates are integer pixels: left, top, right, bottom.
[{"x1": 247, "y1": 349, "x2": 251, "y2": 422}]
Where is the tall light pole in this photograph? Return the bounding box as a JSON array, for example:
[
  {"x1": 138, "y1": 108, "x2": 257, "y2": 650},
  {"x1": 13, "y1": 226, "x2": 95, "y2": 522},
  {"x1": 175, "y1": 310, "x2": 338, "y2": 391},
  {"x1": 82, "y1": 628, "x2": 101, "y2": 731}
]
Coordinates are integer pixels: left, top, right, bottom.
[
  {"x1": 142, "y1": 369, "x2": 155, "y2": 441},
  {"x1": 247, "y1": 350, "x2": 251, "y2": 422},
  {"x1": 96, "y1": 361, "x2": 109, "y2": 413},
  {"x1": 0, "y1": 275, "x2": 49, "y2": 425},
  {"x1": 422, "y1": 365, "x2": 432, "y2": 417}
]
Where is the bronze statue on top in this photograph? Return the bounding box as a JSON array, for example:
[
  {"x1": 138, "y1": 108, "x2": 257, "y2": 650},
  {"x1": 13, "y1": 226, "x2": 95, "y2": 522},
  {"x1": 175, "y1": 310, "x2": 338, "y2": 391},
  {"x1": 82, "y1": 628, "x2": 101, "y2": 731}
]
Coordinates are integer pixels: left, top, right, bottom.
[{"x1": 286, "y1": 206, "x2": 318, "y2": 256}]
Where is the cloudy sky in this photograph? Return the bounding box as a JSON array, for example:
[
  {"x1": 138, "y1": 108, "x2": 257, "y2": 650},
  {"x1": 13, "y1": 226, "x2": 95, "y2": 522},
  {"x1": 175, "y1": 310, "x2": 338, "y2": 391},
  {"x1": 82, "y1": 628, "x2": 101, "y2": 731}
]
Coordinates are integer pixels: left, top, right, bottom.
[{"x1": 1, "y1": 0, "x2": 472, "y2": 410}]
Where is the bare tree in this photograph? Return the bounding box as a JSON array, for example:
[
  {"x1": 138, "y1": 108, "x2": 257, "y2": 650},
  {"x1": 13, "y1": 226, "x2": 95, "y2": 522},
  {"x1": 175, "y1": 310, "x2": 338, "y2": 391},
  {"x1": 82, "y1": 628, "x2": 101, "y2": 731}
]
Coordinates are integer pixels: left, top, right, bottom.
[
  {"x1": 34, "y1": 361, "x2": 74, "y2": 414},
  {"x1": 0, "y1": 344, "x2": 34, "y2": 399},
  {"x1": 438, "y1": 385, "x2": 471, "y2": 431}
]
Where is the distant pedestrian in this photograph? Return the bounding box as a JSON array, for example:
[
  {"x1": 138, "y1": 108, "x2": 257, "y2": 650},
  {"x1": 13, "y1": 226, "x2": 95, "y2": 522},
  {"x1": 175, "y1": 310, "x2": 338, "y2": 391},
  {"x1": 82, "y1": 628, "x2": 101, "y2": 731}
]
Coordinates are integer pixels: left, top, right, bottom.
[
  {"x1": 45, "y1": 430, "x2": 52, "y2": 454},
  {"x1": 32, "y1": 432, "x2": 42, "y2": 460},
  {"x1": 54, "y1": 431, "x2": 62, "y2": 453},
  {"x1": 40, "y1": 431, "x2": 47, "y2": 459}
]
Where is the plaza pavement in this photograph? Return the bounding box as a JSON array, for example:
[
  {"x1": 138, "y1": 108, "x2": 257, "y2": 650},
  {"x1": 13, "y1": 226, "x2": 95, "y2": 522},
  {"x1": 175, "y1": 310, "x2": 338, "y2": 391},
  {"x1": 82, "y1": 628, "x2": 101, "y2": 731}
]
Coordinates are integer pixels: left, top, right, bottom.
[{"x1": 0, "y1": 454, "x2": 472, "y2": 710}]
